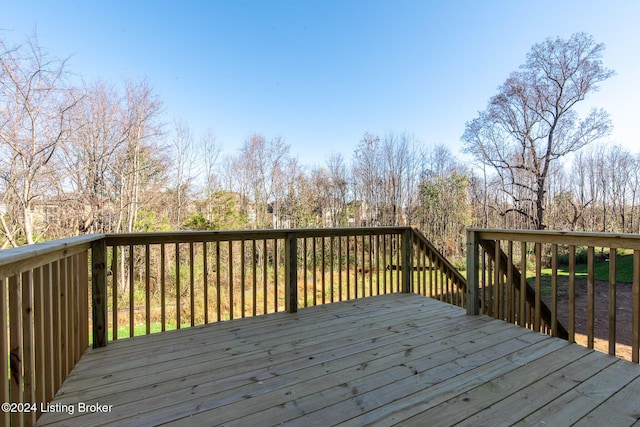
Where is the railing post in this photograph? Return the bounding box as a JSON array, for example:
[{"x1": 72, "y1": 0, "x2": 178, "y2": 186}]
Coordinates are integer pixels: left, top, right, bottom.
[
  {"x1": 91, "y1": 238, "x2": 107, "y2": 348},
  {"x1": 285, "y1": 232, "x2": 298, "y2": 313},
  {"x1": 466, "y1": 230, "x2": 480, "y2": 315},
  {"x1": 402, "y1": 229, "x2": 412, "y2": 293}
]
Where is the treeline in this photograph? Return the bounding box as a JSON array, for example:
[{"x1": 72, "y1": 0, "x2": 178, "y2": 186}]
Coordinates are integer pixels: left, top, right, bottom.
[
  {"x1": 473, "y1": 143, "x2": 640, "y2": 234},
  {"x1": 1, "y1": 34, "x2": 637, "y2": 262}
]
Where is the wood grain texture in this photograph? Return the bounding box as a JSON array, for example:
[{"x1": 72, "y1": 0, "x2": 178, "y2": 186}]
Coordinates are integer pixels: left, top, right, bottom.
[{"x1": 36, "y1": 294, "x2": 640, "y2": 427}]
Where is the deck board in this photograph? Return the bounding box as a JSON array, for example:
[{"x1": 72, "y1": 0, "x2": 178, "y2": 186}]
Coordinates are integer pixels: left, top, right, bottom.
[{"x1": 36, "y1": 294, "x2": 640, "y2": 426}]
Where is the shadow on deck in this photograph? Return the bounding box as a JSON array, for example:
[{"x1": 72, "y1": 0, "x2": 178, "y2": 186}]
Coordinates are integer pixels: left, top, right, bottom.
[{"x1": 37, "y1": 294, "x2": 640, "y2": 426}]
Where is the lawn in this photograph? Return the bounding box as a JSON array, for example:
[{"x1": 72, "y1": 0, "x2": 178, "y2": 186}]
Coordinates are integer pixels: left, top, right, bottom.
[{"x1": 540, "y1": 250, "x2": 635, "y2": 284}]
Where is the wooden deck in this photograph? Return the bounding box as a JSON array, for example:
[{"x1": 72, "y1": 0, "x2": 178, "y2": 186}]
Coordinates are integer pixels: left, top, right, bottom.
[{"x1": 36, "y1": 294, "x2": 640, "y2": 426}]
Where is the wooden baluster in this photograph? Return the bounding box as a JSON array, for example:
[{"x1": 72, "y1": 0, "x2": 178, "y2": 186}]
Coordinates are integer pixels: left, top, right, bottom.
[
  {"x1": 608, "y1": 247, "x2": 617, "y2": 356},
  {"x1": 252, "y1": 240, "x2": 257, "y2": 316},
  {"x1": 262, "y1": 239, "x2": 267, "y2": 315},
  {"x1": 22, "y1": 270, "x2": 36, "y2": 427},
  {"x1": 507, "y1": 241, "x2": 514, "y2": 323},
  {"x1": 111, "y1": 246, "x2": 118, "y2": 340},
  {"x1": 633, "y1": 249, "x2": 640, "y2": 363},
  {"x1": 0, "y1": 277, "x2": 8, "y2": 427},
  {"x1": 241, "y1": 240, "x2": 246, "y2": 318},
  {"x1": 376, "y1": 235, "x2": 381, "y2": 296},
  {"x1": 66, "y1": 257, "x2": 74, "y2": 372},
  {"x1": 313, "y1": 237, "x2": 317, "y2": 305},
  {"x1": 190, "y1": 242, "x2": 195, "y2": 326},
  {"x1": 415, "y1": 239, "x2": 421, "y2": 296},
  {"x1": 229, "y1": 240, "x2": 234, "y2": 319},
  {"x1": 384, "y1": 235, "x2": 389, "y2": 294},
  {"x1": 129, "y1": 245, "x2": 134, "y2": 337},
  {"x1": 52, "y1": 260, "x2": 61, "y2": 392},
  {"x1": 60, "y1": 257, "x2": 69, "y2": 378},
  {"x1": 465, "y1": 230, "x2": 479, "y2": 316},
  {"x1": 534, "y1": 242, "x2": 542, "y2": 332},
  {"x1": 354, "y1": 236, "x2": 359, "y2": 298},
  {"x1": 285, "y1": 233, "x2": 298, "y2": 313},
  {"x1": 146, "y1": 244, "x2": 151, "y2": 334},
  {"x1": 481, "y1": 251, "x2": 486, "y2": 313},
  {"x1": 338, "y1": 236, "x2": 343, "y2": 301},
  {"x1": 520, "y1": 242, "x2": 527, "y2": 327},
  {"x1": 429, "y1": 246, "x2": 434, "y2": 299},
  {"x1": 203, "y1": 242, "x2": 209, "y2": 323},
  {"x1": 9, "y1": 274, "x2": 23, "y2": 427},
  {"x1": 551, "y1": 244, "x2": 558, "y2": 337},
  {"x1": 321, "y1": 236, "x2": 326, "y2": 304},
  {"x1": 71, "y1": 255, "x2": 78, "y2": 363},
  {"x1": 217, "y1": 242, "x2": 222, "y2": 321},
  {"x1": 587, "y1": 246, "x2": 595, "y2": 349},
  {"x1": 568, "y1": 245, "x2": 576, "y2": 343},
  {"x1": 345, "y1": 236, "x2": 351, "y2": 300},
  {"x1": 175, "y1": 243, "x2": 181, "y2": 329},
  {"x1": 370, "y1": 234, "x2": 373, "y2": 296},
  {"x1": 490, "y1": 256, "x2": 497, "y2": 317},
  {"x1": 81, "y1": 250, "x2": 89, "y2": 352},
  {"x1": 303, "y1": 238, "x2": 308, "y2": 307},
  {"x1": 160, "y1": 244, "x2": 166, "y2": 332},
  {"x1": 273, "y1": 239, "x2": 278, "y2": 312},
  {"x1": 441, "y1": 262, "x2": 446, "y2": 303},
  {"x1": 42, "y1": 264, "x2": 53, "y2": 402},
  {"x1": 330, "y1": 236, "x2": 335, "y2": 302},
  {"x1": 494, "y1": 240, "x2": 500, "y2": 318},
  {"x1": 391, "y1": 234, "x2": 396, "y2": 292}
]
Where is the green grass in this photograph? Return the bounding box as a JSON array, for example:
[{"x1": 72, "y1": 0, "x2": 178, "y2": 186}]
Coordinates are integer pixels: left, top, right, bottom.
[
  {"x1": 540, "y1": 251, "x2": 635, "y2": 284},
  {"x1": 89, "y1": 322, "x2": 192, "y2": 346},
  {"x1": 110, "y1": 322, "x2": 194, "y2": 339}
]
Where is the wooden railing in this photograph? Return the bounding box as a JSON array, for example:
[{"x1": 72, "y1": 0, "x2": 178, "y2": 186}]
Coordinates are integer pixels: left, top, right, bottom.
[
  {"x1": 93, "y1": 227, "x2": 468, "y2": 345},
  {"x1": 0, "y1": 234, "x2": 101, "y2": 427},
  {"x1": 8, "y1": 225, "x2": 640, "y2": 425},
  {"x1": 0, "y1": 227, "x2": 465, "y2": 425},
  {"x1": 467, "y1": 228, "x2": 640, "y2": 363},
  {"x1": 412, "y1": 228, "x2": 467, "y2": 306}
]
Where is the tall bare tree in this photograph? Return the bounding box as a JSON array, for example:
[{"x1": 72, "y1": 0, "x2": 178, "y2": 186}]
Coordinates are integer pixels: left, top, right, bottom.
[
  {"x1": 463, "y1": 33, "x2": 614, "y2": 230},
  {"x1": 200, "y1": 128, "x2": 221, "y2": 222},
  {"x1": 236, "y1": 134, "x2": 291, "y2": 228},
  {"x1": 64, "y1": 80, "x2": 129, "y2": 233},
  {"x1": 325, "y1": 153, "x2": 349, "y2": 226},
  {"x1": 171, "y1": 119, "x2": 195, "y2": 226},
  {"x1": 418, "y1": 145, "x2": 471, "y2": 256},
  {"x1": 112, "y1": 79, "x2": 164, "y2": 233},
  {"x1": 352, "y1": 133, "x2": 382, "y2": 225},
  {"x1": 0, "y1": 35, "x2": 80, "y2": 245}
]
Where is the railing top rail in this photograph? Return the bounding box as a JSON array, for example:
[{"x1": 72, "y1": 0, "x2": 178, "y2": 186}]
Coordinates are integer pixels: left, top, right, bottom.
[
  {"x1": 0, "y1": 234, "x2": 104, "y2": 279},
  {"x1": 470, "y1": 228, "x2": 640, "y2": 250},
  {"x1": 104, "y1": 227, "x2": 413, "y2": 246}
]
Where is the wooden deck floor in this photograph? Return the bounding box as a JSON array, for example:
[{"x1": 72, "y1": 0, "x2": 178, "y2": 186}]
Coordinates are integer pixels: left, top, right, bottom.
[{"x1": 36, "y1": 293, "x2": 640, "y2": 426}]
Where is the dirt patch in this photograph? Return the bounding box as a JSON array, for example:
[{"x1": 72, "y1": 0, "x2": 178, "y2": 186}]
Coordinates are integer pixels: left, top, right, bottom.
[{"x1": 543, "y1": 278, "x2": 634, "y2": 361}]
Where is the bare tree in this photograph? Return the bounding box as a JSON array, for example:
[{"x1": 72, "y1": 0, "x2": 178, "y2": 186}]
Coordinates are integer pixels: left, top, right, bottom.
[
  {"x1": 606, "y1": 145, "x2": 632, "y2": 232},
  {"x1": 325, "y1": 153, "x2": 349, "y2": 226},
  {"x1": 418, "y1": 145, "x2": 471, "y2": 256},
  {"x1": 463, "y1": 33, "x2": 614, "y2": 230},
  {"x1": 0, "y1": 35, "x2": 80, "y2": 245},
  {"x1": 200, "y1": 128, "x2": 221, "y2": 222},
  {"x1": 112, "y1": 79, "x2": 164, "y2": 233},
  {"x1": 236, "y1": 134, "x2": 291, "y2": 228},
  {"x1": 352, "y1": 133, "x2": 382, "y2": 225},
  {"x1": 171, "y1": 118, "x2": 195, "y2": 226},
  {"x1": 64, "y1": 80, "x2": 130, "y2": 233}
]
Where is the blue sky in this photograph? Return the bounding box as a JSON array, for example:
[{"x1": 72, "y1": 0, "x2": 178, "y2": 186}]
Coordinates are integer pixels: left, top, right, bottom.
[{"x1": 2, "y1": 1, "x2": 639, "y2": 167}]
